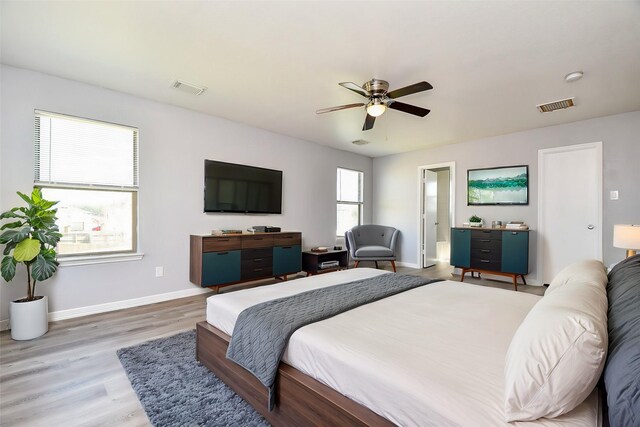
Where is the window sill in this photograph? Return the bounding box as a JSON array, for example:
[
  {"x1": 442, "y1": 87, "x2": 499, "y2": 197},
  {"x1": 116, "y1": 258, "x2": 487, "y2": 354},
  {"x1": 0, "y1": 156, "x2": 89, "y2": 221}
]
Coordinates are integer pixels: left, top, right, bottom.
[{"x1": 59, "y1": 252, "x2": 144, "y2": 267}]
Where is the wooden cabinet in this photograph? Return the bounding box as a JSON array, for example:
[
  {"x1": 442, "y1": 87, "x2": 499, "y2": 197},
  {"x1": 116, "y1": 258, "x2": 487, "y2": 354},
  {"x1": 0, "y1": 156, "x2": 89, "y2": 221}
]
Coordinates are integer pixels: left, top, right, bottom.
[
  {"x1": 450, "y1": 227, "x2": 529, "y2": 290},
  {"x1": 190, "y1": 232, "x2": 302, "y2": 292},
  {"x1": 301, "y1": 249, "x2": 349, "y2": 276}
]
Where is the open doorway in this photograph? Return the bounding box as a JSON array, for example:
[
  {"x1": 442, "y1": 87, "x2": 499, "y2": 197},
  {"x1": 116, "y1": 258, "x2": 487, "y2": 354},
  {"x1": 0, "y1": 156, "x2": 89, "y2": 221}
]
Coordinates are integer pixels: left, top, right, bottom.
[{"x1": 418, "y1": 162, "x2": 455, "y2": 268}]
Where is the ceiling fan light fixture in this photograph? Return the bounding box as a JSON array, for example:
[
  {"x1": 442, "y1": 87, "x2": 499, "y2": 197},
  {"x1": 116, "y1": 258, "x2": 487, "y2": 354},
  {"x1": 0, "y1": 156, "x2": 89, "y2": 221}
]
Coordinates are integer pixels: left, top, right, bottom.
[{"x1": 366, "y1": 99, "x2": 386, "y2": 117}]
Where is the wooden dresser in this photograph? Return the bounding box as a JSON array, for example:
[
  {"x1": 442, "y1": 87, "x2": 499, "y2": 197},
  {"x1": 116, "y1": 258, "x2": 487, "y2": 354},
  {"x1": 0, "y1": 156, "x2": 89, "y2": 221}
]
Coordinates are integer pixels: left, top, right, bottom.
[
  {"x1": 190, "y1": 232, "x2": 302, "y2": 293},
  {"x1": 450, "y1": 227, "x2": 529, "y2": 290}
]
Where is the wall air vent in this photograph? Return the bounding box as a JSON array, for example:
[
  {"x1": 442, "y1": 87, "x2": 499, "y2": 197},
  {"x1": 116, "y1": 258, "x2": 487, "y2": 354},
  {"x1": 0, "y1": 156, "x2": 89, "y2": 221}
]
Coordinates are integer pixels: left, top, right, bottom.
[
  {"x1": 536, "y1": 97, "x2": 575, "y2": 113},
  {"x1": 352, "y1": 139, "x2": 371, "y2": 145},
  {"x1": 171, "y1": 80, "x2": 207, "y2": 96}
]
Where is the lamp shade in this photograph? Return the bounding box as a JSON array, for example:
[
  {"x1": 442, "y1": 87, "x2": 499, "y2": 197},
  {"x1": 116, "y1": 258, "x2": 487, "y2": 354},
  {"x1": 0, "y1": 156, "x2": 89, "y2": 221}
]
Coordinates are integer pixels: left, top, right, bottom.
[{"x1": 613, "y1": 224, "x2": 640, "y2": 249}]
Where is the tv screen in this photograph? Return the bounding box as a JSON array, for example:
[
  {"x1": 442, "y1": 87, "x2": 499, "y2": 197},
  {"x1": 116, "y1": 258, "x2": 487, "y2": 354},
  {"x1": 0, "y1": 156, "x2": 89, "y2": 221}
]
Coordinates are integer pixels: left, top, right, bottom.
[
  {"x1": 467, "y1": 165, "x2": 529, "y2": 205},
  {"x1": 204, "y1": 160, "x2": 282, "y2": 213}
]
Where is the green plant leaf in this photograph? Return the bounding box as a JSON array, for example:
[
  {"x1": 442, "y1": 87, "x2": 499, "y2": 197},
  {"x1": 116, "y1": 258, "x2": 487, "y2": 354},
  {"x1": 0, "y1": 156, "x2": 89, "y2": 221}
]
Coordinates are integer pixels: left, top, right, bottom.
[
  {"x1": 0, "y1": 229, "x2": 19, "y2": 244},
  {"x1": 31, "y1": 188, "x2": 42, "y2": 204},
  {"x1": 3, "y1": 241, "x2": 16, "y2": 255},
  {"x1": 31, "y1": 254, "x2": 58, "y2": 281},
  {"x1": 0, "y1": 208, "x2": 26, "y2": 220},
  {"x1": 1, "y1": 221, "x2": 24, "y2": 230},
  {"x1": 32, "y1": 230, "x2": 61, "y2": 247},
  {"x1": 17, "y1": 191, "x2": 34, "y2": 207},
  {"x1": 1, "y1": 256, "x2": 17, "y2": 282},
  {"x1": 13, "y1": 238, "x2": 41, "y2": 262},
  {"x1": 12, "y1": 226, "x2": 32, "y2": 243}
]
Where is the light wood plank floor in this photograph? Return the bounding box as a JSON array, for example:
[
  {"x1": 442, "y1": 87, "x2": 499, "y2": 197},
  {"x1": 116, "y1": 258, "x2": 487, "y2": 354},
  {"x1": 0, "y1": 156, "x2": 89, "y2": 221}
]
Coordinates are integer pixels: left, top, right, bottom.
[{"x1": 0, "y1": 263, "x2": 544, "y2": 426}]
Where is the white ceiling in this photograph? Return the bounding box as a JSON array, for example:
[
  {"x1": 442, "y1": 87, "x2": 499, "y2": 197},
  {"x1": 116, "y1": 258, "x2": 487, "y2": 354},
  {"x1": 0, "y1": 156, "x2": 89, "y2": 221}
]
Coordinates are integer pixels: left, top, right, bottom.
[{"x1": 2, "y1": 1, "x2": 639, "y2": 157}]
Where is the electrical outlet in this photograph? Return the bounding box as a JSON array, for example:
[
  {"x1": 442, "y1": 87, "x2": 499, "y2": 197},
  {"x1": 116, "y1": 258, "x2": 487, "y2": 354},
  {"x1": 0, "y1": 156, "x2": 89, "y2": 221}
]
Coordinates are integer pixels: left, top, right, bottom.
[
  {"x1": 610, "y1": 190, "x2": 619, "y2": 200},
  {"x1": 155, "y1": 266, "x2": 164, "y2": 277}
]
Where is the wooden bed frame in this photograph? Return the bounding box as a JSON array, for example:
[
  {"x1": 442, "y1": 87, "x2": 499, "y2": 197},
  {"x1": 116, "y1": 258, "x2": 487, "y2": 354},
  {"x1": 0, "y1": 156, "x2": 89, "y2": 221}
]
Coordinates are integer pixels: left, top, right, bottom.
[{"x1": 196, "y1": 321, "x2": 394, "y2": 426}]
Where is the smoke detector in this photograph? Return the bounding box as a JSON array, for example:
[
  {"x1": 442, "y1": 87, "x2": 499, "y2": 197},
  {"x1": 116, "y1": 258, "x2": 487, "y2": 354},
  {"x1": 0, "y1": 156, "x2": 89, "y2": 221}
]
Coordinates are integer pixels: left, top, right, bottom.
[
  {"x1": 536, "y1": 98, "x2": 575, "y2": 113},
  {"x1": 352, "y1": 139, "x2": 371, "y2": 146},
  {"x1": 171, "y1": 80, "x2": 207, "y2": 96}
]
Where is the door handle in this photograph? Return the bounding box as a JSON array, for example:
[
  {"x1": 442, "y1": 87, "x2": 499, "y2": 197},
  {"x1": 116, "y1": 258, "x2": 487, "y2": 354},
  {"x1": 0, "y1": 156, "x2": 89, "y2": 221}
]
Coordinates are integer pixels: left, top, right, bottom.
[{"x1": 587, "y1": 224, "x2": 595, "y2": 230}]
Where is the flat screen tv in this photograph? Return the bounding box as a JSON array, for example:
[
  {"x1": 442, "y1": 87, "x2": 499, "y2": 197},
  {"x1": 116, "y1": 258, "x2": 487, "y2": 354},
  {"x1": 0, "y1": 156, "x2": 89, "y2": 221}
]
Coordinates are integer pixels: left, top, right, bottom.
[
  {"x1": 467, "y1": 165, "x2": 529, "y2": 205},
  {"x1": 204, "y1": 160, "x2": 283, "y2": 213}
]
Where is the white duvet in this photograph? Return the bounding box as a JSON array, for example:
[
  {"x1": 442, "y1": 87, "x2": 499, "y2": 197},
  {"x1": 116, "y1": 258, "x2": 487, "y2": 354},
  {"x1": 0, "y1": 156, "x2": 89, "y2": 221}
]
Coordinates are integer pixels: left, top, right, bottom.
[{"x1": 206, "y1": 268, "x2": 599, "y2": 427}]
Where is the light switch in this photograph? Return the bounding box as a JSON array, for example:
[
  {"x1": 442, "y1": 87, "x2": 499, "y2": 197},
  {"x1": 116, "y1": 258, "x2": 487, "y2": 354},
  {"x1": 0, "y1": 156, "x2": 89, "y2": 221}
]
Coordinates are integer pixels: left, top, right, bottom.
[{"x1": 610, "y1": 190, "x2": 619, "y2": 200}]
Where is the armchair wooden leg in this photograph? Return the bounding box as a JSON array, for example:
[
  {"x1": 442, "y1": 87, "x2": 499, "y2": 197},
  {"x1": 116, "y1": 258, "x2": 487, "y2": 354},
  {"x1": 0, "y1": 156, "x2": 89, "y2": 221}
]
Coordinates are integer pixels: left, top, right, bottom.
[
  {"x1": 354, "y1": 261, "x2": 360, "y2": 269},
  {"x1": 390, "y1": 261, "x2": 396, "y2": 272},
  {"x1": 374, "y1": 261, "x2": 379, "y2": 269}
]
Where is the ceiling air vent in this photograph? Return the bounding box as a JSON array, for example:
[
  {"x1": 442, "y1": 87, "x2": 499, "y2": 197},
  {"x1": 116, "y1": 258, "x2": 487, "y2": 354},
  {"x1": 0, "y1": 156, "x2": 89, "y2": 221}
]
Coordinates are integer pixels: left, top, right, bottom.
[
  {"x1": 536, "y1": 97, "x2": 575, "y2": 113},
  {"x1": 352, "y1": 139, "x2": 371, "y2": 146},
  {"x1": 171, "y1": 80, "x2": 207, "y2": 96}
]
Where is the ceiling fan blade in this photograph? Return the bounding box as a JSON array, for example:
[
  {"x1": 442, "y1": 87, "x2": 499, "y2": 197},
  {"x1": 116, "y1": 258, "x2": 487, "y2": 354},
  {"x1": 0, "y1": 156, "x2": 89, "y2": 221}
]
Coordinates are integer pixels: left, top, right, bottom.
[
  {"x1": 339, "y1": 82, "x2": 371, "y2": 98},
  {"x1": 388, "y1": 101, "x2": 431, "y2": 117},
  {"x1": 362, "y1": 114, "x2": 376, "y2": 131},
  {"x1": 387, "y1": 81, "x2": 433, "y2": 99},
  {"x1": 316, "y1": 103, "x2": 365, "y2": 114}
]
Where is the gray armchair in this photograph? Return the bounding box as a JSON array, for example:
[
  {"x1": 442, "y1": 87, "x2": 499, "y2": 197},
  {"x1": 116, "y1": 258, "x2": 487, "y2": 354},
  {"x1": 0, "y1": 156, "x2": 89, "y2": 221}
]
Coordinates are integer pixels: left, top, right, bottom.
[{"x1": 345, "y1": 225, "x2": 399, "y2": 272}]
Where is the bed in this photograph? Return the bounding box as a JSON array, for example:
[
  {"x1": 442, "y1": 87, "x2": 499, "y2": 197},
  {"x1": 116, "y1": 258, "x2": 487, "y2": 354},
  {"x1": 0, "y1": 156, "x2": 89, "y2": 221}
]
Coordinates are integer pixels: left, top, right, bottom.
[{"x1": 196, "y1": 257, "x2": 640, "y2": 426}]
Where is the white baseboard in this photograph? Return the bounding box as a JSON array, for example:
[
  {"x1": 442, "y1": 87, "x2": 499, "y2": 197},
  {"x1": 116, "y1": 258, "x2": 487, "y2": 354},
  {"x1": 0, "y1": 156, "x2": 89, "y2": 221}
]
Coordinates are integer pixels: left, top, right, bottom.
[
  {"x1": 396, "y1": 261, "x2": 421, "y2": 269},
  {"x1": 0, "y1": 287, "x2": 213, "y2": 331}
]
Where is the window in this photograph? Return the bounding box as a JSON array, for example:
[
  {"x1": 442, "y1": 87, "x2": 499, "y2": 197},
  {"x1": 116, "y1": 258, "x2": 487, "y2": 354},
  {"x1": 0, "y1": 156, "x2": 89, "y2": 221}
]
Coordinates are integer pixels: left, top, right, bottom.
[
  {"x1": 336, "y1": 168, "x2": 363, "y2": 237},
  {"x1": 34, "y1": 111, "x2": 138, "y2": 257}
]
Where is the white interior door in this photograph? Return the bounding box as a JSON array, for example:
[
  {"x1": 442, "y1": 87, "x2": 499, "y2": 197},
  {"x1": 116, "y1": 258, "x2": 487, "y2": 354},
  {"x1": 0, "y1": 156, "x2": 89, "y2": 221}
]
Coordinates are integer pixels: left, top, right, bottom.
[
  {"x1": 423, "y1": 170, "x2": 438, "y2": 267},
  {"x1": 538, "y1": 142, "x2": 602, "y2": 284}
]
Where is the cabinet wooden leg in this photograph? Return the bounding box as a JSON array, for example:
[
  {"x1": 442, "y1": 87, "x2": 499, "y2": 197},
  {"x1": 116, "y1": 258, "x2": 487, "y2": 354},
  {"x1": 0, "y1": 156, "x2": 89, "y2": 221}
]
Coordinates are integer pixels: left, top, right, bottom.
[
  {"x1": 513, "y1": 274, "x2": 518, "y2": 292},
  {"x1": 390, "y1": 261, "x2": 396, "y2": 272},
  {"x1": 521, "y1": 275, "x2": 527, "y2": 285},
  {"x1": 460, "y1": 269, "x2": 466, "y2": 282}
]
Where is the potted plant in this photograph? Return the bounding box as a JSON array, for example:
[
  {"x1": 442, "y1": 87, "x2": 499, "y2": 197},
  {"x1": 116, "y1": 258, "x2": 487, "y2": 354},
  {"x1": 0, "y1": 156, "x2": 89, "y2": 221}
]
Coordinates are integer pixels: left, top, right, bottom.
[
  {"x1": 1, "y1": 188, "x2": 61, "y2": 340},
  {"x1": 469, "y1": 214, "x2": 483, "y2": 228}
]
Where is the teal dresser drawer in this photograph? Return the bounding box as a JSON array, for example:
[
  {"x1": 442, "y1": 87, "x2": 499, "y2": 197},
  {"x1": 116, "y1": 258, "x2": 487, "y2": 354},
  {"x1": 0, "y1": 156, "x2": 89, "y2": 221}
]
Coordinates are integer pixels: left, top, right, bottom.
[
  {"x1": 450, "y1": 228, "x2": 471, "y2": 268},
  {"x1": 502, "y1": 231, "x2": 529, "y2": 274},
  {"x1": 273, "y1": 245, "x2": 301, "y2": 276},
  {"x1": 202, "y1": 250, "x2": 241, "y2": 286}
]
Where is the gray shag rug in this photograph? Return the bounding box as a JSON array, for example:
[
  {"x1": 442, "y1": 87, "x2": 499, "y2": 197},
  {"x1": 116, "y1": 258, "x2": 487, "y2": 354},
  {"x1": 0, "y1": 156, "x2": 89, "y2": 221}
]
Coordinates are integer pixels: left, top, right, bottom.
[{"x1": 117, "y1": 330, "x2": 269, "y2": 427}]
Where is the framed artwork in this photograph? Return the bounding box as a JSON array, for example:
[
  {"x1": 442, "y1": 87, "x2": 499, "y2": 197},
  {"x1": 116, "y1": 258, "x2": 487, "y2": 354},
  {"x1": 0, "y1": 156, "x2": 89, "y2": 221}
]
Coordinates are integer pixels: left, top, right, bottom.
[{"x1": 467, "y1": 165, "x2": 529, "y2": 205}]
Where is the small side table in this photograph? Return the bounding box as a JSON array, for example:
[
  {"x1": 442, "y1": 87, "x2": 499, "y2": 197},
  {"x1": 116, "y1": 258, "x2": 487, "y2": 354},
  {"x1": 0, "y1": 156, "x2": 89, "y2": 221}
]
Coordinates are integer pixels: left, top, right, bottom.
[{"x1": 302, "y1": 249, "x2": 348, "y2": 276}]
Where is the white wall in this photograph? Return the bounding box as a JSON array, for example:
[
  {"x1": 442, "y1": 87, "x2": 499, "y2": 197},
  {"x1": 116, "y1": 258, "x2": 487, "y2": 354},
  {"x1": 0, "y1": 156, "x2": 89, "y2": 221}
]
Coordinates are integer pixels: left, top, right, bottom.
[
  {"x1": 373, "y1": 111, "x2": 640, "y2": 280},
  {"x1": 0, "y1": 65, "x2": 373, "y2": 321}
]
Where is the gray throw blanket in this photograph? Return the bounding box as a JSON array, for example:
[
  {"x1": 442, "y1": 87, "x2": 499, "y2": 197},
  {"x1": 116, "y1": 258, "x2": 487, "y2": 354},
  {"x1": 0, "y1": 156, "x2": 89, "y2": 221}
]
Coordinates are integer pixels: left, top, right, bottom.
[{"x1": 226, "y1": 273, "x2": 440, "y2": 410}]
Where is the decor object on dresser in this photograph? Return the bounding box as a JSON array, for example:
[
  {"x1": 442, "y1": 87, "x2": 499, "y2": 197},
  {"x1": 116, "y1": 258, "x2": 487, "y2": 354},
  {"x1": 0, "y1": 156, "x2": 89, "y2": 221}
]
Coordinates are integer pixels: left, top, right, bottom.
[
  {"x1": 469, "y1": 214, "x2": 483, "y2": 227},
  {"x1": 467, "y1": 165, "x2": 529, "y2": 205},
  {"x1": 450, "y1": 227, "x2": 529, "y2": 290},
  {"x1": 613, "y1": 224, "x2": 640, "y2": 258},
  {"x1": 345, "y1": 225, "x2": 399, "y2": 272},
  {"x1": 0, "y1": 189, "x2": 62, "y2": 340},
  {"x1": 189, "y1": 232, "x2": 301, "y2": 293},
  {"x1": 302, "y1": 249, "x2": 348, "y2": 276}
]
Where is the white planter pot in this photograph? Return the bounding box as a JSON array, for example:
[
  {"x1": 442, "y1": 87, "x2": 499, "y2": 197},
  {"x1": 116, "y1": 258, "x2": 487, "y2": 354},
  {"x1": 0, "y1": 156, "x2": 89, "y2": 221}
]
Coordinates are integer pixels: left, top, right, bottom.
[{"x1": 10, "y1": 296, "x2": 49, "y2": 340}]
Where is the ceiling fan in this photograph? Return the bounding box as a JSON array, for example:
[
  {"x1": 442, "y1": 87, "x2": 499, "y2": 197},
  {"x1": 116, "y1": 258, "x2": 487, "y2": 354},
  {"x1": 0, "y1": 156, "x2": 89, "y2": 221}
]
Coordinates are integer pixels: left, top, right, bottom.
[{"x1": 316, "y1": 79, "x2": 433, "y2": 131}]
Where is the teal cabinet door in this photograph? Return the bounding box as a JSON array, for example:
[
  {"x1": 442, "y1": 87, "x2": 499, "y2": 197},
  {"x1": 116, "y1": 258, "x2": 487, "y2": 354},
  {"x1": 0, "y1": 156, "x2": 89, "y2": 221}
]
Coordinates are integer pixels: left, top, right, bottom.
[
  {"x1": 502, "y1": 231, "x2": 529, "y2": 274},
  {"x1": 202, "y1": 250, "x2": 241, "y2": 286},
  {"x1": 450, "y1": 228, "x2": 471, "y2": 268},
  {"x1": 273, "y1": 245, "x2": 301, "y2": 275}
]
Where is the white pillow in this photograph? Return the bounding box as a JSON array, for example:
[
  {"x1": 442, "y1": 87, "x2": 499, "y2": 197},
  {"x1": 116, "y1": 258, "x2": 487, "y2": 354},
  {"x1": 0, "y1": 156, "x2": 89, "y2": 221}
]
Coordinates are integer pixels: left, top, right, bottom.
[
  {"x1": 504, "y1": 268, "x2": 608, "y2": 421},
  {"x1": 546, "y1": 259, "x2": 607, "y2": 295}
]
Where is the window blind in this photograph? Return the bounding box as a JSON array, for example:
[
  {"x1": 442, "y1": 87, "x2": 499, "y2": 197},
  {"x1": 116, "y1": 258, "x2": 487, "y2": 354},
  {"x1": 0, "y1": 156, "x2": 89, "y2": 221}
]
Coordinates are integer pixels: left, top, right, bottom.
[{"x1": 35, "y1": 111, "x2": 138, "y2": 188}]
